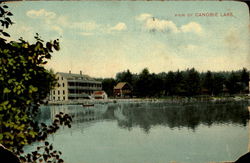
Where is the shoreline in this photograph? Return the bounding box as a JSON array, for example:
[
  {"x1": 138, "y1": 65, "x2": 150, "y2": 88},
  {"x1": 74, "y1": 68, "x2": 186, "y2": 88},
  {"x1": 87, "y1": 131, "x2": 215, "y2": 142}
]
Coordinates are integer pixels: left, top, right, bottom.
[{"x1": 46, "y1": 96, "x2": 250, "y2": 106}]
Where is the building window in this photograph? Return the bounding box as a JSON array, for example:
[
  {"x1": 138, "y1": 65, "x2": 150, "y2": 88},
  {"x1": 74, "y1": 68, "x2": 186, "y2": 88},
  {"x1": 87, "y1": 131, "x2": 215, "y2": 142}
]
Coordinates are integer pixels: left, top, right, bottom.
[
  {"x1": 53, "y1": 97, "x2": 55, "y2": 100},
  {"x1": 63, "y1": 83, "x2": 65, "y2": 87},
  {"x1": 53, "y1": 91, "x2": 55, "y2": 95},
  {"x1": 58, "y1": 90, "x2": 60, "y2": 95},
  {"x1": 61, "y1": 77, "x2": 63, "y2": 80},
  {"x1": 63, "y1": 90, "x2": 65, "y2": 95},
  {"x1": 63, "y1": 96, "x2": 65, "y2": 100},
  {"x1": 58, "y1": 97, "x2": 60, "y2": 101}
]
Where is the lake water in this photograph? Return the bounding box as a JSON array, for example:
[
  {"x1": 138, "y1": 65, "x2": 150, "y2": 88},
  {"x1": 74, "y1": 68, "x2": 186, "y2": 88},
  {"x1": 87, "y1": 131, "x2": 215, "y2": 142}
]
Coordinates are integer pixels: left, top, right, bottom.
[{"x1": 28, "y1": 101, "x2": 250, "y2": 163}]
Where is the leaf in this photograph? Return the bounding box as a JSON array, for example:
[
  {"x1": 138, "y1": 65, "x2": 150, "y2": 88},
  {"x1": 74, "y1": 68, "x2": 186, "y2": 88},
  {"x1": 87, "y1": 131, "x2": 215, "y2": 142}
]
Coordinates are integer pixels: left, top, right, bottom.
[
  {"x1": 3, "y1": 88, "x2": 11, "y2": 93},
  {"x1": 2, "y1": 32, "x2": 10, "y2": 37},
  {"x1": 0, "y1": 20, "x2": 4, "y2": 26},
  {"x1": 43, "y1": 154, "x2": 48, "y2": 161},
  {"x1": 46, "y1": 42, "x2": 53, "y2": 52},
  {"x1": 45, "y1": 141, "x2": 49, "y2": 146},
  {"x1": 5, "y1": 17, "x2": 12, "y2": 24},
  {"x1": 5, "y1": 22, "x2": 9, "y2": 28},
  {"x1": 0, "y1": 7, "x2": 4, "y2": 15},
  {"x1": 7, "y1": 12, "x2": 13, "y2": 16}
]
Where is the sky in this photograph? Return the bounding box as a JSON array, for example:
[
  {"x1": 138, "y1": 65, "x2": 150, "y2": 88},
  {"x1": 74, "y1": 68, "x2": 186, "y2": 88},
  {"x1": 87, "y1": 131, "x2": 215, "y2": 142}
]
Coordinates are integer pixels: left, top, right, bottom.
[{"x1": 5, "y1": 1, "x2": 250, "y2": 78}]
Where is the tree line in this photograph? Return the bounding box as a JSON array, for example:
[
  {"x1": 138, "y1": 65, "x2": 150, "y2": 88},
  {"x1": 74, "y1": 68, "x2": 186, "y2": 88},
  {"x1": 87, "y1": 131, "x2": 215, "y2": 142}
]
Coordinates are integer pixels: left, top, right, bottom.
[{"x1": 101, "y1": 68, "x2": 249, "y2": 97}]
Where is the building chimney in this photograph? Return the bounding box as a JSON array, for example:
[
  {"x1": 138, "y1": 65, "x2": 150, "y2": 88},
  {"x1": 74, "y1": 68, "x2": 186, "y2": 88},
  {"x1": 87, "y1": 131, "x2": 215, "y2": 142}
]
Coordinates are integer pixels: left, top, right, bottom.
[
  {"x1": 80, "y1": 70, "x2": 82, "y2": 75},
  {"x1": 69, "y1": 70, "x2": 71, "y2": 74}
]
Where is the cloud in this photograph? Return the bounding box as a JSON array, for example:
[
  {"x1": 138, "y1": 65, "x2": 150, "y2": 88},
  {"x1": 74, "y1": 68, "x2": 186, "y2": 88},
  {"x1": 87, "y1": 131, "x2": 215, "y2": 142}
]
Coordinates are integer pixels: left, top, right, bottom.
[
  {"x1": 222, "y1": 27, "x2": 249, "y2": 63},
  {"x1": 71, "y1": 21, "x2": 99, "y2": 31},
  {"x1": 185, "y1": 44, "x2": 198, "y2": 51},
  {"x1": 180, "y1": 22, "x2": 202, "y2": 34},
  {"x1": 57, "y1": 16, "x2": 70, "y2": 27},
  {"x1": 223, "y1": 28, "x2": 246, "y2": 50},
  {"x1": 145, "y1": 18, "x2": 179, "y2": 33},
  {"x1": 136, "y1": 13, "x2": 153, "y2": 21},
  {"x1": 110, "y1": 22, "x2": 127, "y2": 31},
  {"x1": 80, "y1": 32, "x2": 94, "y2": 36},
  {"x1": 55, "y1": 16, "x2": 99, "y2": 31},
  {"x1": 51, "y1": 25, "x2": 63, "y2": 35},
  {"x1": 26, "y1": 9, "x2": 127, "y2": 37},
  {"x1": 26, "y1": 9, "x2": 56, "y2": 19},
  {"x1": 136, "y1": 13, "x2": 203, "y2": 35}
]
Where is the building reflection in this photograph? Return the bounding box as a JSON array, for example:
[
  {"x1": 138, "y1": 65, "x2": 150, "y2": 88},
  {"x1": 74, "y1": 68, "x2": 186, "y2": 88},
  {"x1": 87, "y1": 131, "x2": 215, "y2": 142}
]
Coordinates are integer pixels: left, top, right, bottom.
[
  {"x1": 248, "y1": 106, "x2": 250, "y2": 152},
  {"x1": 40, "y1": 102, "x2": 250, "y2": 133}
]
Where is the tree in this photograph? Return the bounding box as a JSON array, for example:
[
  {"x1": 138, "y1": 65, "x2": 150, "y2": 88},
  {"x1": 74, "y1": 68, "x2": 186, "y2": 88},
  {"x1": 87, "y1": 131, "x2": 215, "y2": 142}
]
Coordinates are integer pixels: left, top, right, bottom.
[
  {"x1": 0, "y1": 3, "x2": 72, "y2": 162},
  {"x1": 185, "y1": 68, "x2": 201, "y2": 96},
  {"x1": 240, "y1": 68, "x2": 249, "y2": 93},
  {"x1": 134, "y1": 68, "x2": 151, "y2": 97},
  {"x1": 228, "y1": 72, "x2": 237, "y2": 94},
  {"x1": 213, "y1": 73, "x2": 225, "y2": 95},
  {"x1": 226, "y1": 72, "x2": 241, "y2": 95},
  {"x1": 115, "y1": 69, "x2": 133, "y2": 85},
  {"x1": 203, "y1": 71, "x2": 214, "y2": 95},
  {"x1": 165, "y1": 71, "x2": 175, "y2": 96},
  {"x1": 174, "y1": 70, "x2": 185, "y2": 96},
  {"x1": 102, "y1": 78, "x2": 116, "y2": 97},
  {"x1": 149, "y1": 73, "x2": 164, "y2": 97}
]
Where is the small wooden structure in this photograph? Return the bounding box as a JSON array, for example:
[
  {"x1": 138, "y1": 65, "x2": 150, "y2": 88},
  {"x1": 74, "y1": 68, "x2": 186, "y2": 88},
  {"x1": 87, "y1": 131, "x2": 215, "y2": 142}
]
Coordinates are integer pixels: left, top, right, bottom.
[
  {"x1": 113, "y1": 82, "x2": 132, "y2": 98},
  {"x1": 92, "y1": 91, "x2": 108, "y2": 99}
]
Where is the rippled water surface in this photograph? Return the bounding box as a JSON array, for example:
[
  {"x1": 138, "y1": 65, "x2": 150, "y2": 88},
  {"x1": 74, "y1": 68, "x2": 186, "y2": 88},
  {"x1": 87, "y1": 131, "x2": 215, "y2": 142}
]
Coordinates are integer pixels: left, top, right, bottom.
[{"x1": 27, "y1": 102, "x2": 250, "y2": 163}]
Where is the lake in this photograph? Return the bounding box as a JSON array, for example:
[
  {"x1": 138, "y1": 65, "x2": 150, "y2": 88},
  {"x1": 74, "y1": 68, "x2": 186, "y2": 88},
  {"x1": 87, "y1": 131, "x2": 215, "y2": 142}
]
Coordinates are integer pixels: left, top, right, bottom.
[{"x1": 27, "y1": 101, "x2": 250, "y2": 163}]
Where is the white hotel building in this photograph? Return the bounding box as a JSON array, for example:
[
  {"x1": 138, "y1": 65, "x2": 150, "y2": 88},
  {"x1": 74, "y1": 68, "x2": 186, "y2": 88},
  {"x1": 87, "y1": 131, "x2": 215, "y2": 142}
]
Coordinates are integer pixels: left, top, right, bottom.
[{"x1": 49, "y1": 71, "x2": 102, "y2": 101}]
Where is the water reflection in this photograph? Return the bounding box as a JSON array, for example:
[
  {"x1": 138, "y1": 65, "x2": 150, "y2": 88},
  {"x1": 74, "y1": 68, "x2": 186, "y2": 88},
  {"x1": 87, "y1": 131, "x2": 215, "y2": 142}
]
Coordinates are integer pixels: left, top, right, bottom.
[
  {"x1": 115, "y1": 102, "x2": 249, "y2": 132},
  {"x1": 34, "y1": 102, "x2": 250, "y2": 163},
  {"x1": 39, "y1": 101, "x2": 249, "y2": 133}
]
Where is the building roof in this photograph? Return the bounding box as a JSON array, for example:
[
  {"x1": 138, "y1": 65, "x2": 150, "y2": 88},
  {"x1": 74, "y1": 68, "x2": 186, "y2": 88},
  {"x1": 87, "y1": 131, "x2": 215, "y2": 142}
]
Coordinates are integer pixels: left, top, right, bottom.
[
  {"x1": 57, "y1": 72, "x2": 96, "y2": 81},
  {"x1": 114, "y1": 82, "x2": 130, "y2": 89},
  {"x1": 93, "y1": 91, "x2": 106, "y2": 95}
]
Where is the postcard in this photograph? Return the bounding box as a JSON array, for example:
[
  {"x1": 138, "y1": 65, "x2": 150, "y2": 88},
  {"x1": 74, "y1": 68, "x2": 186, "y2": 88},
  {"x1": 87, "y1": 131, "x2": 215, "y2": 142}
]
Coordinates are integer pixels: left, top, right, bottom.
[{"x1": 1, "y1": 1, "x2": 250, "y2": 163}]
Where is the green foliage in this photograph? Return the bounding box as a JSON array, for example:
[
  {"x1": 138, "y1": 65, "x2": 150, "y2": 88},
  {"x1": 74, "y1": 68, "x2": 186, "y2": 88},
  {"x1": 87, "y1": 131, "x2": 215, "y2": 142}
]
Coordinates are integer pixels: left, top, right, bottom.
[
  {"x1": 0, "y1": 4, "x2": 13, "y2": 38},
  {"x1": 213, "y1": 73, "x2": 225, "y2": 95},
  {"x1": 165, "y1": 71, "x2": 175, "y2": 95},
  {"x1": 202, "y1": 71, "x2": 214, "y2": 95},
  {"x1": 135, "y1": 68, "x2": 153, "y2": 97},
  {"x1": 102, "y1": 78, "x2": 116, "y2": 97},
  {"x1": 115, "y1": 70, "x2": 133, "y2": 85},
  {"x1": 240, "y1": 67, "x2": 249, "y2": 92},
  {"x1": 103, "y1": 67, "x2": 249, "y2": 97},
  {"x1": 185, "y1": 68, "x2": 201, "y2": 96},
  {"x1": 226, "y1": 72, "x2": 242, "y2": 95},
  {"x1": 0, "y1": 2, "x2": 72, "y2": 162}
]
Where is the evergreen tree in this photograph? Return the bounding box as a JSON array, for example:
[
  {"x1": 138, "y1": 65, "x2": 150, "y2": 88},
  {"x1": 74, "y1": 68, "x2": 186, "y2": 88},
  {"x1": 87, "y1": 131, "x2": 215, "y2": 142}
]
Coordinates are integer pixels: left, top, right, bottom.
[
  {"x1": 185, "y1": 68, "x2": 201, "y2": 96},
  {"x1": 203, "y1": 71, "x2": 214, "y2": 95},
  {"x1": 115, "y1": 69, "x2": 133, "y2": 85},
  {"x1": 213, "y1": 73, "x2": 225, "y2": 95},
  {"x1": 226, "y1": 72, "x2": 241, "y2": 95},
  {"x1": 165, "y1": 71, "x2": 175, "y2": 95},
  {"x1": 240, "y1": 68, "x2": 249, "y2": 93}
]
